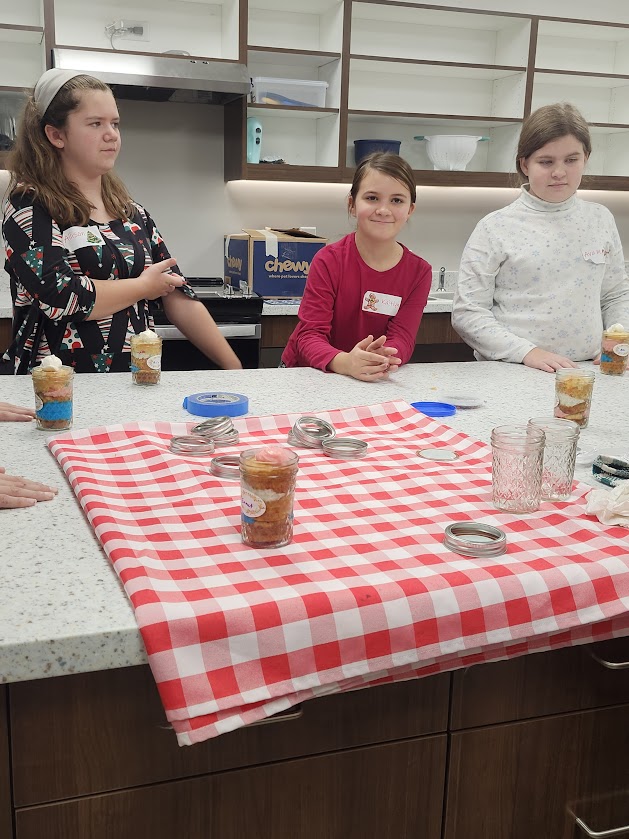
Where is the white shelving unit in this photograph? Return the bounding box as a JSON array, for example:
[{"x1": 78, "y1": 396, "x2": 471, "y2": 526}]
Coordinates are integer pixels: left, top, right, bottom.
[
  {"x1": 248, "y1": 0, "x2": 343, "y2": 54},
  {"x1": 0, "y1": 0, "x2": 44, "y2": 92},
  {"x1": 245, "y1": 0, "x2": 342, "y2": 169},
  {"x1": 53, "y1": 0, "x2": 240, "y2": 60},
  {"x1": 349, "y1": 60, "x2": 526, "y2": 120},
  {"x1": 350, "y1": 4, "x2": 531, "y2": 67},
  {"x1": 346, "y1": 114, "x2": 520, "y2": 172},
  {"x1": 535, "y1": 20, "x2": 629, "y2": 76}
]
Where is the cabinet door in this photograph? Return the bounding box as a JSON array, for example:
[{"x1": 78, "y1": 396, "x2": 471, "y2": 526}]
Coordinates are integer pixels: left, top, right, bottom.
[
  {"x1": 11, "y1": 665, "x2": 449, "y2": 805},
  {"x1": 445, "y1": 703, "x2": 629, "y2": 839},
  {"x1": 451, "y1": 638, "x2": 629, "y2": 729},
  {"x1": 16, "y1": 737, "x2": 447, "y2": 839},
  {"x1": 0, "y1": 687, "x2": 13, "y2": 839}
]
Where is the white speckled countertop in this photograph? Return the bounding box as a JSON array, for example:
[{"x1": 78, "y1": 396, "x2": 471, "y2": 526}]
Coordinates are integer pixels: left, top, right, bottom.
[{"x1": 1, "y1": 362, "x2": 626, "y2": 684}]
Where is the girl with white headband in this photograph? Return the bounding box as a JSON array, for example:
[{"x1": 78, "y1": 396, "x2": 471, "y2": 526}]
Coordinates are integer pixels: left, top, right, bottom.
[{"x1": 1, "y1": 69, "x2": 241, "y2": 373}]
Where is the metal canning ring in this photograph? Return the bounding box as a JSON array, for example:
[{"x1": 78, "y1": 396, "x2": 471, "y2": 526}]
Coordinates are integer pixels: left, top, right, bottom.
[
  {"x1": 322, "y1": 436, "x2": 368, "y2": 459},
  {"x1": 443, "y1": 522, "x2": 507, "y2": 558},
  {"x1": 291, "y1": 416, "x2": 336, "y2": 447},
  {"x1": 193, "y1": 416, "x2": 235, "y2": 437},
  {"x1": 210, "y1": 454, "x2": 241, "y2": 479},
  {"x1": 169, "y1": 435, "x2": 215, "y2": 456},
  {"x1": 211, "y1": 432, "x2": 240, "y2": 446},
  {"x1": 287, "y1": 430, "x2": 322, "y2": 449}
]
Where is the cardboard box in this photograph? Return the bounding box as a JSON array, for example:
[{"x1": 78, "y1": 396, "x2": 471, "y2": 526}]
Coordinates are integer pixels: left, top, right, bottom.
[{"x1": 224, "y1": 228, "x2": 327, "y2": 298}]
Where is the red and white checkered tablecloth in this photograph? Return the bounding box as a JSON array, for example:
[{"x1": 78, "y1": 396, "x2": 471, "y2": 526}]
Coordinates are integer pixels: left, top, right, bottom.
[{"x1": 48, "y1": 400, "x2": 629, "y2": 745}]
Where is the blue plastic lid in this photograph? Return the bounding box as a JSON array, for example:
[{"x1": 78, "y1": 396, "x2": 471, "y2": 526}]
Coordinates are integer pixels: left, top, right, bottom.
[
  {"x1": 411, "y1": 401, "x2": 456, "y2": 418},
  {"x1": 182, "y1": 392, "x2": 249, "y2": 417}
]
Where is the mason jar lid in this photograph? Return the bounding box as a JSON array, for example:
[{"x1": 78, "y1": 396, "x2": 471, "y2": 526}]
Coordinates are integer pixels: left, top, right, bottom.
[
  {"x1": 322, "y1": 437, "x2": 368, "y2": 459},
  {"x1": 169, "y1": 435, "x2": 215, "y2": 456},
  {"x1": 443, "y1": 522, "x2": 507, "y2": 558},
  {"x1": 210, "y1": 454, "x2": 241, "y2": 479},
  {"x1": 291, "y1": 416, "x2": 336, "y2": 448}
]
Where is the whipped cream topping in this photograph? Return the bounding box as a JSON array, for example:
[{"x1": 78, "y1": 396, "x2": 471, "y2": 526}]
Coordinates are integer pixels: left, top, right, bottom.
[
  {"x1": 255, "y1": 445, "x2": 295, "y2": 465},
  {"x1": 606, "y1": 323, "x2": 627, "y2": 334},
  {"x1": 135, "y1": 329, "x2": 160, "y2": 342},
  {"x1": 38, "y1": 355, "x2": 63, "y2": 371}
]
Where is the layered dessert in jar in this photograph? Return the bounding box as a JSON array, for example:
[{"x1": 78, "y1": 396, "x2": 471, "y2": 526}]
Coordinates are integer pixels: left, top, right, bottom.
[
  {"x1": 554, "y1": 368, "x2": 595, "y2": 428},
  {"x1": 240, "y1": 446, "x2": 299, "y2": 548},
  {"x1": 130, "y1": 329, "x2": 162, "y2": 385},
  {"x1": 600, "y1": 323, "x2": 629, "y2": 376},
  {"x1": 31, "y1": 355, "x2": 74, "y2": 430}
]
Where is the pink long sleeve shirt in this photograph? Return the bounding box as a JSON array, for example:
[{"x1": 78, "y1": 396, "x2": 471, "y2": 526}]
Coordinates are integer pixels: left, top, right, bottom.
[{"x1": 281, "y1": 233, "x2": 432, "y2": 371}]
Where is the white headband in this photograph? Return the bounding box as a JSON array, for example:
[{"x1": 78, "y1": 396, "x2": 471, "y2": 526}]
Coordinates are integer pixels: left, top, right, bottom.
[{"x1": 34, "y1": 69, "x2": 85, "y2": 118}]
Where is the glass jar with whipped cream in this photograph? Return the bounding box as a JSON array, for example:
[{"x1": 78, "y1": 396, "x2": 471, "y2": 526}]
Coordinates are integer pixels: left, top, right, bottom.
[
  {"x1": 31, "y1": 356, "x2": 74, "y2": 431},
  {"x1": 130, "y1": 329, "x2": 162, "y2": 385},
  {"x1": 554, "y1": 368, "x2": 595, "y2": 429},
  {"x1": 240, "y1": 446, "x2": 299, "y2": 548},
  {"x1": 600, "y1": 323, "x2": 629, "y2": 376}
]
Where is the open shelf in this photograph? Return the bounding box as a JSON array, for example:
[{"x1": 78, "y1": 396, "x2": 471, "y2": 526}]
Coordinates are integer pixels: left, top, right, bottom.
[
  {"x1": 536, "y1": 19, "x2": 629, "y2": 76},
  {"x1": 248, "y1": 0, "x2": 343, "y2": 53},
  {"x1": 0, "y1": 0, "x2": 42, "y2": 28}
]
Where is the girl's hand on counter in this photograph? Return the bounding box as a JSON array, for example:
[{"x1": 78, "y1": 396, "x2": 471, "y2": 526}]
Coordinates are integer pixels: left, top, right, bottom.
[
  {"x1": 0, "y1": 467, "x2": 57, "y2": 509},
  {"x1": 329, "y1": 335, "x2": 393, "y2": 381},
  {"x1": 523, "y1": 347, "x2": 579, "y2": 373},
  {"x1": 0, "y1": 402, "x2": 36, "y2": 422},
  {"x1": 365, "y1": 336, "x2": 402, "y2": 373}
]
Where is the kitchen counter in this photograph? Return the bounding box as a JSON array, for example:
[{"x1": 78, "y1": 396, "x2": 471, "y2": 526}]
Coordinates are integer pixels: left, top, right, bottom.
[{"x1": 0, "y1": 362, "x2": 626, "y2": 685}]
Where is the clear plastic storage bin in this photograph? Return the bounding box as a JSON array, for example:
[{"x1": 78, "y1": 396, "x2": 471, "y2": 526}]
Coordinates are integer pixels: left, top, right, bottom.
[{"x1": 251, "y1": 77, "x2": 328, "y2": 108}]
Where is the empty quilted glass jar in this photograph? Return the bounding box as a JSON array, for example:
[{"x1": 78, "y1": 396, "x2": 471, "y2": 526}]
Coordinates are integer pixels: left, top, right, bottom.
[
  {"x1": 491, "y1": 425, "x2": 545, "y2": 514},
  {"x1": 528, "y1": 417, "x2": 580, "y2": 501}
]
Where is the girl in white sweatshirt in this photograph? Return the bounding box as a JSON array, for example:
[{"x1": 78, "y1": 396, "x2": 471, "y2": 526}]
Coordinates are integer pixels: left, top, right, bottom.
[{"x1": 452, "y1": 103, "x2": 629, "y2": 373}]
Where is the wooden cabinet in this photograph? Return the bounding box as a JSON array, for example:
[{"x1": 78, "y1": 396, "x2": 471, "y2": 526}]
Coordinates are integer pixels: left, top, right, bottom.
[
  {"x1": 445, "y1": 705, "x2": 629, "y2": 839},
  {"x1": 15, "y1": 738, "x2": 447, "y2": 839},
  {"x1": 10, "y1": 666, "x2": 448, "y2": 839},
  {"x1": 5, "y1": 639, "x2": 629, "y2": 838},
  {"x1": 0, "y1": 687, "x2": 13, "y2": 839},
  {"x1": 260, "y1": 311, "x2": 474, "y2": 366},
  {"x1": 446, "y1": 638, "x2": 629, "y2": 839},
  {"x1": 226, "y1": 1, "x2": 629, "y2": 189}
]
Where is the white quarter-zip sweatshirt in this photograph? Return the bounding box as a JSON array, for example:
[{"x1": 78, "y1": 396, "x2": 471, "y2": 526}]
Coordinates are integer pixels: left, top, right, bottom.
[{"x1": 452, "y1": 186, "x2": 629, "y2": 363}]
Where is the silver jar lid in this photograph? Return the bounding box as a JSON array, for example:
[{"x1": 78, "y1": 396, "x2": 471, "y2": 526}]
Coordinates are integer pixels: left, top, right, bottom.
[
  {"x1": 290, "y1": 416, "x2": 336, "y2": 448},
  {"x1": 169, "y1": 435, "x2": 216, "y2": 456},
  {"x1": 192, "y1": 416, "x2": 239, "y2": 445},
  {"x1": 443, "y1": 522, "x2": 507, "y2": 558},
  {"x1": 322, "y1": 437, "x2": 368, "y2": 459},
  {"x1": 210, "y1": 454, "x2": 241, "y2": 479}
]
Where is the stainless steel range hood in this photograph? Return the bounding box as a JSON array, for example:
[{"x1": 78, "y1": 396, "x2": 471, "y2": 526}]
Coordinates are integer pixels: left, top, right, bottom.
[{"x1": 52, "y1": 48, "x2": 250, "y2": 105}]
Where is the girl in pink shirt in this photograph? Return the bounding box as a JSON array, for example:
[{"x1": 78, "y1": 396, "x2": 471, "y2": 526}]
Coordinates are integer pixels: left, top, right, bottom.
[{"x1": 282, "y1": 153, "x2": 432, "y2": 380}]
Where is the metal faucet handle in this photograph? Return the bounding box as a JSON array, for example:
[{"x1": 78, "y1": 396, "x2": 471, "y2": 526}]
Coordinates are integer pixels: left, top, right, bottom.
[{"x1": 437, "y1": 267, "x2": 446, "y2": 292}]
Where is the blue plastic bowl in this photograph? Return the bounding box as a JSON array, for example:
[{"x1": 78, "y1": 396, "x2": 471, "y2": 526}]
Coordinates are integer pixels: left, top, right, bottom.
[{"x1": 354, "y1": 139, "x2": 401, "y2": 165}]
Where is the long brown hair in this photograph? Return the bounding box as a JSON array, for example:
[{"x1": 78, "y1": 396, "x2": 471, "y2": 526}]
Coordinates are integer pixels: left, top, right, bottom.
[
  {"x1": 349, "y1": 152, "x2": 417, "y2": 208},
  {"x1": 516, "y1": 103, "x2": 592, "y2": 181},
  {"x1": 6, "y1": 74, "x2": 133, "y2": 227}
]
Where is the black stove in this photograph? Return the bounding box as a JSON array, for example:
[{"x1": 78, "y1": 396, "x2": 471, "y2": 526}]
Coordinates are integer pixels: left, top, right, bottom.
[
  {"x1": 152, "y1": 277, "x2": 263, "y2": 370},
  {"x1": 152, "y1": 277, "x2": 263, "y2": 325}
]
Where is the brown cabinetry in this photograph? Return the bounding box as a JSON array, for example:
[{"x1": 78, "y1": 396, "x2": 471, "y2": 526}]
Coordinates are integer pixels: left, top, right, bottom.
[
  {"x1": 447, "y1": 638, "x2": 629, "y2": 839},
  {"x1": 260, "y1": 311, "x2": 473, "y2": 367},
  {"x1": 6, "y1": 640, "x2": 629, "y2": 838}
]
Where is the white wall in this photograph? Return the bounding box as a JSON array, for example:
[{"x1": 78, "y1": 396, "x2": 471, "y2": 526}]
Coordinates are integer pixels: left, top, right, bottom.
[{"x1": 114, "y1": 0, "x2": 629, "y2": 278}]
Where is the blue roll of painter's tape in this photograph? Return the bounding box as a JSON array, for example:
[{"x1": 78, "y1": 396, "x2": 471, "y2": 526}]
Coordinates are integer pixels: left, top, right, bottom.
[
  {"x1": 411, "y1": 401, "x2": 456, "y2": 418},
  {"x1": 182, "y1": 392, "x2": 249, "y2": 417}
]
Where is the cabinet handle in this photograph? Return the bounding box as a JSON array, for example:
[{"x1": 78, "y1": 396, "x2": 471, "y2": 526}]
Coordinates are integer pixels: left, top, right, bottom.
[
  {"x1": 589, "y1": 650, "x2": 629, "y2": 670},
  {"x1": 574, "y1": 816, "x2": 629, "y2": 837}
]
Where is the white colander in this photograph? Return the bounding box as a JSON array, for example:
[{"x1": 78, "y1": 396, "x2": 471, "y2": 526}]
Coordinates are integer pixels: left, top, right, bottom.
[{"x1": 414, "y1": 135, "x2": 488, "y2": 171}]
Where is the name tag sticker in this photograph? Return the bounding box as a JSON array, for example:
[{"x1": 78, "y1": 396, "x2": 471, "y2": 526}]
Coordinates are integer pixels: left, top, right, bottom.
[
  {"x1": 63, "y1": 226, "x2": 105, "y2": 252},
  {"x1": 362, "y1": 291, "x2": 402, "y2": 316},
  {"x1": 582, "y1": 247, "x2": 608, "y2": 264}
]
